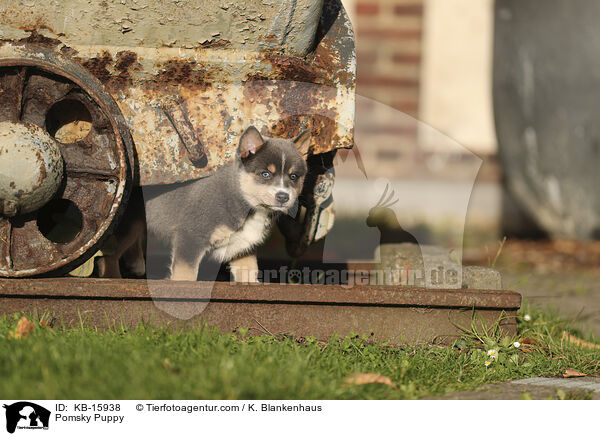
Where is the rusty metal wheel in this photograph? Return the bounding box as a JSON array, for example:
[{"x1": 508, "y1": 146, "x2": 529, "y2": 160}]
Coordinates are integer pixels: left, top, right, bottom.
[{"x1": 0, "y1": 51, "x2": 134, "y2": 277}]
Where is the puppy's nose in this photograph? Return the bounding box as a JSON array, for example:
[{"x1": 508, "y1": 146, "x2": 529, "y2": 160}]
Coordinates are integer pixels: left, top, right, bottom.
[{"x1": 275, "y1": 192, "x2": 290, "y2": 204}]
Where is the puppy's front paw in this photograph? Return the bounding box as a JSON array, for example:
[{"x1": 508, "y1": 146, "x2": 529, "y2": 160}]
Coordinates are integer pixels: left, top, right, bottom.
[
  {"x1": 169, "y1": 260, "x2": 199, "y2": 281},
  {"x1": 229, "y1": 254, "x2": 259, "y2": 283},
  {"x1": 230, "y1": 267, "x2": 259, "y2": 283}
]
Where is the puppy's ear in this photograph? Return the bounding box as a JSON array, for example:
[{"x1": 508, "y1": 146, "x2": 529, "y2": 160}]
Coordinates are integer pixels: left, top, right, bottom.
[
  {"x1": 239, "y1": 126, "x2": 265, "y2": 158},
  {"x1": 294, "y1": 129, "x2": 311, "y2": 157}
]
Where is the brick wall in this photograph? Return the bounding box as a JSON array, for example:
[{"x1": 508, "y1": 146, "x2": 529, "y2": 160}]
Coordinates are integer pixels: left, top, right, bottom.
[
  {"x1": 337, "y1": 0, "x2": 425, "y2": 179},
  {"x1": 355, "y1": 0, "x2": 424, "y2": 117}
]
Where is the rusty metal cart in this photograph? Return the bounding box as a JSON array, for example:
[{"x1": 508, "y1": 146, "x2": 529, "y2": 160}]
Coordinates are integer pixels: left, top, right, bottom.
[{"x1": 0, "y1": 0, "x2": 355, "y2": 277}]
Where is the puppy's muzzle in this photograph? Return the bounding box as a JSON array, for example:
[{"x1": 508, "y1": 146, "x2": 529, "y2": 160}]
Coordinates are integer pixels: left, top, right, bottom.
[{"x1": 275, "y1": 191, "x2": 290, "y2": 205}]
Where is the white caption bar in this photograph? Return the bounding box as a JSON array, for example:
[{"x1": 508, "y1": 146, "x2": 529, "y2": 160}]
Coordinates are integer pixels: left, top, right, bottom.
[{"x1": 0, "y1": 400, "x2": 593, "y2": 435}]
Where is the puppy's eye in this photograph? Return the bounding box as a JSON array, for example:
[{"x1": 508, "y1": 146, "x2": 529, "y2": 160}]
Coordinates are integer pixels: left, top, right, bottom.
[
  {"x1": 260, "y1": 171, "x2": 272, "y2": 179},
  {"x1": 289, "y1": 173, "x2": 298, "y2": 181}
]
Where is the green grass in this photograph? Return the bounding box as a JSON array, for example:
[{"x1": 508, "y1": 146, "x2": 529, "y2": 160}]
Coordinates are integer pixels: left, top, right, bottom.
[{"x1": 0, "y1": 303, "x2": 599, "y2": 400}]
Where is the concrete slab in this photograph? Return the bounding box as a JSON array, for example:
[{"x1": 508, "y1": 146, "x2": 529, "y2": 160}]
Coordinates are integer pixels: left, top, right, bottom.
[
  {"x1": 427, "y1": 377, "x2": 600, "y2": 400},
  {"x1": 511, "y1": 377, "x2": 600, "y2": 393}
]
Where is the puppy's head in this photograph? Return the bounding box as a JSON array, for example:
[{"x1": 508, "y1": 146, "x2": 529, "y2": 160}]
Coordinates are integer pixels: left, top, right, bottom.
[{"x1": 238, "y1": 126, "x2": 310, "y2": 212}]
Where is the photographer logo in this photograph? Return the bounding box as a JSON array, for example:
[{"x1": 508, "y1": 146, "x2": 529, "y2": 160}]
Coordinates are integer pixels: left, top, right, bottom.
[{"x1": 3, "y1": 402, "x2": 50, "y2": 434}]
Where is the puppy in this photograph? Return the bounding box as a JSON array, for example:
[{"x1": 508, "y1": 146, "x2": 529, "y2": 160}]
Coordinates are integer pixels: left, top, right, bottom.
[{"x1": 99, "y1": 126, "x2": 310, "y2": 282}]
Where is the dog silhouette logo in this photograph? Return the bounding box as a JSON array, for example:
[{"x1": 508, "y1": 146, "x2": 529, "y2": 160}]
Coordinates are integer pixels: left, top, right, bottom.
[{"x1": 3, "y1": 402, "x2": 50, "y2": 433}]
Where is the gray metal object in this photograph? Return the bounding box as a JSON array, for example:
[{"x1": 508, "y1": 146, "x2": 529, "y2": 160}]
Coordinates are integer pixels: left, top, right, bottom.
[
  {"x1": 0, "y1": 278, "x2": 521, "y2": 344},
  {"x1": 494, "y1": 0, "x2": 600, "y2": 239},
  {"x1": 0, "y1": 0, "x2": 325, "y2": 56},
  {"x1": 267, "y1": 0, "x2": 325, "y2": 56}
]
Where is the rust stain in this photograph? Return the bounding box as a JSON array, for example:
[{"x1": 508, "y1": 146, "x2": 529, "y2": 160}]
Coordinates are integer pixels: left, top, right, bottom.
[
  {"x1": 151, "y1": 59, "x2": 212, "y2": 90},
  {"x1": 82, "y1": 51, "x2": 114, "y2": 85},
  {"x1": 112, "y1": 50, "x2": 140, "y2": 89},
  {"x1": 18, "y1": 21, "x2": 56, "y2": 35},
  {"x1": 264, "y1": 53, "x2": 320, "y2": 84},
  {"x1": 310, "y1": 114, "x2": 339, "y2": 146},
  {"x1": 245, "y1": 73, "x2": 270, "y2": 82},
  {"x1": 115, "y1": 51, "x2": 138, "y2": 75},
  {"x1": 271, "y1": 116, "x2": 303, "y2": 139},
  {"x1": 310, "y1": 24, "x2": 356, "y2": 87},
  {"x1": 271, "y1": 82, "x2": 329, "y2": 119},
  {"x1": 33, "y1": 148, "x2": 47, "y2": 190},
  {"x1": 73, "y1": 50, "x2": 141, "y2": 92},
  {"x1": 14, "y1": 30, "x2": 61, "y2": 48},
  {"x1": 271, "y1": 114, "x2": 338, "y2": 147},
  {"x1": 242, "y1": 78, "x2": 270, "y2": 103},
  {"x1": 0, "y1": 6, "x2": 56, "y2": 35}
]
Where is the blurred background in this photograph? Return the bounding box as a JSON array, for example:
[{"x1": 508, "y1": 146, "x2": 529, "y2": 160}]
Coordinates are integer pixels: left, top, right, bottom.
[
  {"x1": 345, "y1": 0, "x2": 495, "y2": 155},
  {"x1": 310, "y1": 0, "x2": 600, "y2": 334},
  {"x1": 335, "y1": 0, "x2": 500, "y2": 249},
  {"x1": 330, "y1": 0, "x2": 600, "y2": 246}
]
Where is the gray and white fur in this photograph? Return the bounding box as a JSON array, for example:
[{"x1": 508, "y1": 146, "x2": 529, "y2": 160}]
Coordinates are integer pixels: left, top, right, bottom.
[{"x1": 100, "y1": 126, "x2": 310, "y2": 282}]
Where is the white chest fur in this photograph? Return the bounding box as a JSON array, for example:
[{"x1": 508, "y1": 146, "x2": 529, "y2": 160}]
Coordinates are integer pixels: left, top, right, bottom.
[{"x1": 210, "y1": 208, "x2": 273, "y2": 262}]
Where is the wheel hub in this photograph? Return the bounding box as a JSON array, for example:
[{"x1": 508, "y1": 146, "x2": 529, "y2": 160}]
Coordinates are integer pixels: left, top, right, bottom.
[{"x1": 0, "y1": 121, "x2": 64, "y2": 216}]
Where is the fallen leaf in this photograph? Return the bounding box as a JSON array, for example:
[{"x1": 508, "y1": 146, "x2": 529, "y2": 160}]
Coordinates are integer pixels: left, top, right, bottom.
[
  {"x1": 16, "y1": 317, "x2": 34, "y2": 334},
  {"x1": 562, "y1": 331, "x2": 600, "y2": 350},
  {"x1": 563, "y1": 369, "x2": 587, "y2": 378},
  {"x1": 39, "y1": 320, "x2": 53, "y2": 328},
  {"x1": 343, "y1": 373, "x2": 397, "y2": 389},
  {"x1": 9, "y1": 317, "x2": 35, "y2": 339}
]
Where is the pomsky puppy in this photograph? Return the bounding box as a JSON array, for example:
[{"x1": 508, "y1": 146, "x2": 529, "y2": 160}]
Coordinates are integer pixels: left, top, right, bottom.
[{"x1": 98, "y1": 127, "x2": 310, "y2": 282}]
